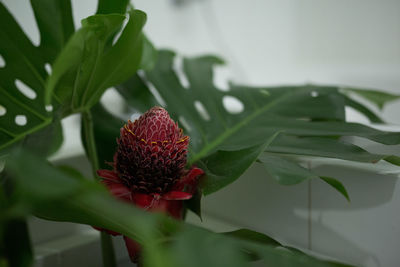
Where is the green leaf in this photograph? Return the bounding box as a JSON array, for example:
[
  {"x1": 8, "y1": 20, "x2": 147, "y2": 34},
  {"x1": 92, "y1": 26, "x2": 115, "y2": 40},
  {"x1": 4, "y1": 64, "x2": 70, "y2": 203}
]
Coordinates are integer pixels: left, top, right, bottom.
[
  {"x1": 96, "y1": 0, "x2": 130, "y2": 14},
  {"x1": 3, "y1": 220, "x2": 33, "y2": 267},
  {"x1": 384, "y1": 155, "x2": 400, "y2": 166},
  {"x1": 30, "y1": 0, "x2": 75, "y2": 64},
  {"x1": 261, "y1": 115, "x2": 400, "y2": 145},
  {"x1": 170, "y1": 227, "x2": 248, "y2": 267},
  {"x1": 45, "y1": 8, "x2": 147, "y2": 114},
  {"x1": 22, "y1": 119, "x2": 63, "y2": 157},
  {"x1": 343, "y1": 87, "x2": 400, "y2": 110},
  {"x1": 6, "y1": 150, "x2": 82, "y2": 201},
  {"x1": 222, "y1": 229, "x2": 281, "y2": 247},
  {"x1": 116, "y1": 74, "x2": 159, "y2": 113},
  {"x1": 259, "y1": 154, "x2": 351, "y2": 201},
  {"x1": 200, "y1": 132, "x2": 280, "y2": 195},
  {"x1": 343, "y1": 96, "x2": 384, "y2": 123},
  {"x1": 115, "y1": 50, "x2": 400, "y2": 196},
  {"x1": 140, "y1": 36, "x2": 158, "y2": 71},
  {"x1": 320, "y1": 176, "x2": 350, "y2": 202},
  {"x1": 259, "y1": 154, "x2": 318, "y2": 185},
  {"x1": 219, "y1": 228, "x2": 356, "y2": 267},
  {"x1": 267, "y1": 135, "x2": 384, "y2": 163},
  {"x1": 0, "y1": 3, "x2": 53, "y2": 151},
  {"x1": 185, "y1": 189, "x2": 202, "y2": 220},
  {"x1": 0, "y1": 0, "x2": 74, "y2": 153},
  {"x1": 88, "y1": 103, "x2": 124, "y2": 169},
  {"x1": 6, "y1": 149, "x2": 356, "y2": 267}
]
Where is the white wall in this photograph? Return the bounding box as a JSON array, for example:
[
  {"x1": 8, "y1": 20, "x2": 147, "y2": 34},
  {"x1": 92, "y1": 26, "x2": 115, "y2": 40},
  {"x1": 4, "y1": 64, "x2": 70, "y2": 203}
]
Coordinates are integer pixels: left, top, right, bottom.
[{"x1": 3, "y1": 0, "x2": 400, "y2": 266}]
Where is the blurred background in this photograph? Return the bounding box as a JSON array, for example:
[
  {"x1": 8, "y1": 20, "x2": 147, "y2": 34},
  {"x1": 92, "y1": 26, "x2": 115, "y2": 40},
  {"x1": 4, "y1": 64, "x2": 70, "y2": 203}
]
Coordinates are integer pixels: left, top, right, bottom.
[{"x1": 2, "y1": 0, "x2": 400, "y2": 266}]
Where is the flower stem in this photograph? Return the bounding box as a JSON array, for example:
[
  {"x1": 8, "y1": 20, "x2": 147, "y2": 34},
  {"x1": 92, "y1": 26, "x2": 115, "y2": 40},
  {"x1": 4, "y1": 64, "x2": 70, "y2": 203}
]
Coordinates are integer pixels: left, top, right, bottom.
[{"x1": 82, "y1": 111, "x2": 117, "y2": 267}]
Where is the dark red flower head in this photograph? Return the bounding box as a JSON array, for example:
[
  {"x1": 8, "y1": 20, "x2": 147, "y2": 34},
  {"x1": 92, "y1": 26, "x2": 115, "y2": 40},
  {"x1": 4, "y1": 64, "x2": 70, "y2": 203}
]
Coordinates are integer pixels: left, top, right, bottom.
[
  {"x1": 95, "y1": 106, "x2": 204, "y2": 263},
  {"x1": 115, "y1": 106, "x2": 189, "y2": 194}
]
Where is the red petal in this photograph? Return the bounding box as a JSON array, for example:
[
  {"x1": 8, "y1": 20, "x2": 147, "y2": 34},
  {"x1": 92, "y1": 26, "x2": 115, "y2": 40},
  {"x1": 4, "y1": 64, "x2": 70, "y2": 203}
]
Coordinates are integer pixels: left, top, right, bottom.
[
  {"x1": 123, "y1": 236, "x2": 141, "y2": 263},
  {"x1": 173, "y1": 167, "x2": 204, "y2": 192},
  {"x1": 163, "y1": 191, "x2": 192, "y2": 200},
  {"x1": 132, "y1": 193, "x2": 156, "y2": 209},
  {"x1": 107, "y1": 183, "x2": 132, "y2": 201},
  {"x1": 165, "y1": 200, "x2": 184, "y2": 219},
  {"x1": 148, "y1": 199, "x2": 184, "y2": 219}
]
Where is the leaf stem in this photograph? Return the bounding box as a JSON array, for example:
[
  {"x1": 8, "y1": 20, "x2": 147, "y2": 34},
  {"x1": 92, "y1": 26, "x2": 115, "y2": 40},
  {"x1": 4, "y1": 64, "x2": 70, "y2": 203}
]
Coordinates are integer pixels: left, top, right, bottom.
[{"x1": 82, "y1": 111, "x2": 117, "y2": 267}]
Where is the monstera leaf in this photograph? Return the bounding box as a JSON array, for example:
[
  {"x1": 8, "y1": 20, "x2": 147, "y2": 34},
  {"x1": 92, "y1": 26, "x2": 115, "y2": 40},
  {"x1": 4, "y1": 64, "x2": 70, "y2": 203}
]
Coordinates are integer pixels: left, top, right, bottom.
[
  {"x1": 109, "y1": 50, "x2": 400, "y2": 197},
  {"x1": 0, "y1": 0, "x2": 149, "y2": 154},
  {"x1": 0, "y1": 0, "x2": 75, "y2": 152}
]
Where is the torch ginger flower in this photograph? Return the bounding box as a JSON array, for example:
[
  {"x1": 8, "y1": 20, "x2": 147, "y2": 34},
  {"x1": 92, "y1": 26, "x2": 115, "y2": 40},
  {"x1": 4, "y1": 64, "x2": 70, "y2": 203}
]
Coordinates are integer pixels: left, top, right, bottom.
[{"x1": 96, "y1": 106, "x2": 204, "y2": 262}]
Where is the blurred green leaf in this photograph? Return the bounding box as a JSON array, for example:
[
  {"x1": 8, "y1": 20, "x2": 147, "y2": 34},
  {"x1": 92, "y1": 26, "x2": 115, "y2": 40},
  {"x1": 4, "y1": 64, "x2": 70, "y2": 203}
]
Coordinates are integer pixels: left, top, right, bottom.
[
  {"x1": 22, "y1": 119, "x2": 63, "y2": 157},
  {"x1": 170, "y1": 227, "x2": 248, "y2": 267},
  {"x1": 219, "y1": 228, "x2": 355, "y2": 267},
  {"x1": 6, "y1": 149, "x2": 357, "y2": 267},
  {"x1": 96, "y1": 0, "x2": 130, "y2": 14},
  {"x1": 320, "y1": 176, "x2": 350, "y2": 202},
  {"x1": 30, "y1": 0, "x2": 75, "y2": 63},
  {"x1": 116, "y1": 73, "x2": 159, "y2": 112},
  {"x1": 343, "y1": 88, "x2": 400, "y2": 110},
  {"x1": 87, "y1": 103, "x2": 124, "y2": 169},
  {"x1": 140, "y1": 36, "x2": 158, "y2": 71},
  {"x1": 45, "y1": 8, "x2": 147, "y2": 115},
  {"x1": 3, "y1": 220, "x2": 33, "y2": 267},
  {"x1": 222, "y1": 229, "x2": 281, "y2": 247},
  {"x1": 6, "y1": 150, "x2": 82, "y2": 201}
]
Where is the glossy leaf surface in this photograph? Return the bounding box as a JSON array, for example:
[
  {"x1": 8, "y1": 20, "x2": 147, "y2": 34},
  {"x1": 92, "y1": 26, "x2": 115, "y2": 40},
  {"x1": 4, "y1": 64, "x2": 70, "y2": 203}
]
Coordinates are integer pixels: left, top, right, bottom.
[{"x1": 45, "y1": 8, "x2": 146, "y2": 115}]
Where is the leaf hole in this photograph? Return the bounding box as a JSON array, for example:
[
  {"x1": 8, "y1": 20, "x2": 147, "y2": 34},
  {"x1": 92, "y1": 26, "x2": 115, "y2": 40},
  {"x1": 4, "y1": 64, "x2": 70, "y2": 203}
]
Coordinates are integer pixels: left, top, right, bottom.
[
  {"x1": 178, "y1": 116, "x2": 192, "y2": 132},
  {"x1": 112, "y1": 15, "x2": 129, "y2": 46},
  {"x1": 0, "y1": 54, "x2": 5, "y2": 68},
  {"x1": 100, "y1": 88, "x2": 126, "y2": 117},
  {"x1": 0, "y1": 105, "x2": 6, "y2": 116},
  {"x1": 0, "y1": 161, "x2": 4, "y2": 173},
  {"x1": 44, "y1": 63, "x2": 52, "y2": 75},
  {"x1": 130, "y1": 112, "x2": 142, "y2": 122},
  {"x1": 194, "y1": 101, "x2": 210, "y2": 121},
  {"x1": 45, "y1": 105, "x2": 53, "y2": 112},
  {"x1": 310, "y1": 91, "x2": 319, "y2": 97},
  {"x1": 138, "y1": 70, "x2": 167, "y2": 107},
  {"x1": 260, "y1": 89, "x2": 270, "y2": 96},
  {"x1": 213, "y1": 65, "x2": 230, "y2": 92},
  {"x1": 222, "y1": 95, "x2": 244, "y2": 114},
  {"x1": 15, "y1": 79, "x2": 37, "y2": 100},
  {"x1": 15, "y1": 115, "x2": 27, "y2": 126},
  {"x1": 173, "y1": 56, "x2": 190, "y2": 89}
]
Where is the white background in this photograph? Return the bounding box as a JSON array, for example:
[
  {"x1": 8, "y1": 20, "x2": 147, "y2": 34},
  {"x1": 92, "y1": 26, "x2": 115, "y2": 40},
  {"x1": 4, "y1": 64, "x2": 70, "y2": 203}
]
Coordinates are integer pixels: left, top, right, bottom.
[{"x1": 3, "y1": 0, "x2": 400, "y2": 266}]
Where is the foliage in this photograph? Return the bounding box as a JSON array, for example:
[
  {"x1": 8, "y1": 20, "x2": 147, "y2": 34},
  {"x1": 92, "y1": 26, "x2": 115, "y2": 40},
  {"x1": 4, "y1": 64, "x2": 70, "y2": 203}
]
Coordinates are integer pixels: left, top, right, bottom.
[{"x1": 0, "y1": 0, "x2": 399, "y2": 266}]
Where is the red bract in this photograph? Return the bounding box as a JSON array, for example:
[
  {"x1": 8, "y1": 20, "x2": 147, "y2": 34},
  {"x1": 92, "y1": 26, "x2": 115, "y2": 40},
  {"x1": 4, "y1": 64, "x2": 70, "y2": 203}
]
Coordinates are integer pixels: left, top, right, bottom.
[{"x1": 95, "y1": 106, "x2": 204, "y2": 263}]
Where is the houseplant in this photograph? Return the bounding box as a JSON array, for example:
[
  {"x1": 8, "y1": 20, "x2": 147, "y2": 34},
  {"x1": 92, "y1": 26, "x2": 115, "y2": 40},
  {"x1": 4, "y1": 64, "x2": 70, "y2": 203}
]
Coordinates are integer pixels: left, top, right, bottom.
[{"x1": 1, "y1": 0, "x2": 399, "y2": 266}]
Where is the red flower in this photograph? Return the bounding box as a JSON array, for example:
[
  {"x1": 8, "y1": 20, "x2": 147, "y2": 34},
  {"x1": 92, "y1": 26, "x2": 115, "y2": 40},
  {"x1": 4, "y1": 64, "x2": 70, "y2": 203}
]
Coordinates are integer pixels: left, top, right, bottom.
[{"x1": 95, "y1": 106, "x2": 204, "y2": 262}]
